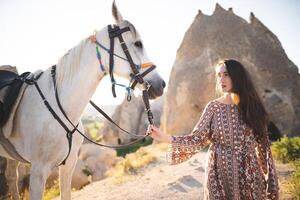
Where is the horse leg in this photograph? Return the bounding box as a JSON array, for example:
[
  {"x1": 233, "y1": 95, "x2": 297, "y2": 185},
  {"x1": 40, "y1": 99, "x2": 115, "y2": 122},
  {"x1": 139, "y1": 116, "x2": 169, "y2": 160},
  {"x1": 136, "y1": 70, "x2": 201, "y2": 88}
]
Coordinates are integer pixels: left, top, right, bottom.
[
  {"x1": 59, "y1": 124, "x2": 83, "y2": 200},
  {"x1": 59, "y1": 150, "x2": 78, "y2": 200},
  {"x1": 5, "y1": 159, "x2": 20, "y2": 200},
  {"x1": 29, "y1": 163, "x2": 51, "y2": 200}
]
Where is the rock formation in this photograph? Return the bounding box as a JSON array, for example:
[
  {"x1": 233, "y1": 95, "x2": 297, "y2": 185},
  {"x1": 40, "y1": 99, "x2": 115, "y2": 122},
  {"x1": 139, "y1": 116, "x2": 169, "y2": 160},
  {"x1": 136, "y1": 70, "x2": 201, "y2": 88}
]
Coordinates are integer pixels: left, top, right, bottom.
[
  {"x1": 161, "y1": 4, "x2": 300, "y2": 137},
  {"x1": 77, "y1": 143, "x2": 118, "y2": 184},
  {"x1": 99, "y1": 95, "x2": 164, "y2": 144}
]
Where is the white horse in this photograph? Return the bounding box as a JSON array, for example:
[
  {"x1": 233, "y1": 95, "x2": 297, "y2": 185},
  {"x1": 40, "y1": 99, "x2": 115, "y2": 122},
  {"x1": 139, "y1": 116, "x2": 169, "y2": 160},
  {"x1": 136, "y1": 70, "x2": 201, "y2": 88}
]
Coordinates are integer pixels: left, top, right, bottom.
[{"x1": 0, "y1": 2, "x2": 165, "y2": 200}]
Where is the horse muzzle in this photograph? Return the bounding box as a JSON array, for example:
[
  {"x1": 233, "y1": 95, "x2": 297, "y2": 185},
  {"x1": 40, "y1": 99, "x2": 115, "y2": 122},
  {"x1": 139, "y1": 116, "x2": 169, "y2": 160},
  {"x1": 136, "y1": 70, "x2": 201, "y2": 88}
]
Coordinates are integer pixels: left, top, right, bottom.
[{"x1": 146, "y1": 76, "x2": 166, "y2": 99}]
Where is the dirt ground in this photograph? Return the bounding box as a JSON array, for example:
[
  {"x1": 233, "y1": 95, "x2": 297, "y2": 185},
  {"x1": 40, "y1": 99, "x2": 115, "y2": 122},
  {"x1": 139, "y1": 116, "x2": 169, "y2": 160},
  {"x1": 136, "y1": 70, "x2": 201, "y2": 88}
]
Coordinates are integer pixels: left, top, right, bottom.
[{"x1": 54, "y1": 145, "x2": 294, "y2": 200}]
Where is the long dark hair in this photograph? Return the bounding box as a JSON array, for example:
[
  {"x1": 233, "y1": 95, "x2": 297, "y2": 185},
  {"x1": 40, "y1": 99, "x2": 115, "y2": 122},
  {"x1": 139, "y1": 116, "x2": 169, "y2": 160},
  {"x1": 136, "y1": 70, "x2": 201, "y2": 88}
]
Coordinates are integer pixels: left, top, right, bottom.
[{"x1": 221, "y1": 59, "x2": 269, "y2": 143}]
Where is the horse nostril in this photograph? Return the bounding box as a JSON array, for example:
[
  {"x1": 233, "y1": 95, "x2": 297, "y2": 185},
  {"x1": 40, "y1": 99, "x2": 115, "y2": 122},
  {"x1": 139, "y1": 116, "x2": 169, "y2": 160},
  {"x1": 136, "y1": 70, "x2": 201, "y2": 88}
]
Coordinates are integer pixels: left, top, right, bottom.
[{"x1": 162, "y1": 80, "x2": 166, "y2": 88}]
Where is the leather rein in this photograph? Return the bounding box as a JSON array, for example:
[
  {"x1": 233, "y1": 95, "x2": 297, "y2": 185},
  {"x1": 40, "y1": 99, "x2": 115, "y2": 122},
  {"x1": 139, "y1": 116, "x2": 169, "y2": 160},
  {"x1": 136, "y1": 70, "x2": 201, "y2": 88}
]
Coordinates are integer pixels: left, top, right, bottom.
[{"x1": 23, "y1": 24, "x2": 156, "y2": 166}]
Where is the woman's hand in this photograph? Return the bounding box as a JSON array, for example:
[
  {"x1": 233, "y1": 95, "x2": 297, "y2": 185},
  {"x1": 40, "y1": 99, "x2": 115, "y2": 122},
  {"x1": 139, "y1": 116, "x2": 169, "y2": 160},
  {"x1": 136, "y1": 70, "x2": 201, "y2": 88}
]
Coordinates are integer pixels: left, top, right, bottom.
[{"x1": 147, "y1": 125, "x2": 172, "y2": 143}]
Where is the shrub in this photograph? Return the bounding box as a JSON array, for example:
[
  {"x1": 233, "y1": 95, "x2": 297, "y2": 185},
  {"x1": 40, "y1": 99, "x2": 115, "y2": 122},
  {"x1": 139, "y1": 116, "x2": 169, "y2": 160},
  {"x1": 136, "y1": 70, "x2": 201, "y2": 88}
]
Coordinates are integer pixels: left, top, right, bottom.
[
  {"x1": 287, "y1": 159, "x2": 300, "y2": 199},
  {"x1": 271, "y1": 137, "x2": 300, "y2": 199},
  {"x1": 271, "y1": 137, "x2": 300, "y2": 163},
  {"x1": 116, "y1": 137, "x2": 153, "y2": 157}
]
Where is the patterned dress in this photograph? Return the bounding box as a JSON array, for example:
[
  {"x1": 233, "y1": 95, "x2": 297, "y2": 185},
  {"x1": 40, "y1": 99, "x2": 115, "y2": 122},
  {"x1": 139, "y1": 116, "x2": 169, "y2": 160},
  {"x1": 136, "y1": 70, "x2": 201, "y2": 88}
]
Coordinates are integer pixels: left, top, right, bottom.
[{"x1": 168, "y1": 100, "x2": 279, "y2": 200}]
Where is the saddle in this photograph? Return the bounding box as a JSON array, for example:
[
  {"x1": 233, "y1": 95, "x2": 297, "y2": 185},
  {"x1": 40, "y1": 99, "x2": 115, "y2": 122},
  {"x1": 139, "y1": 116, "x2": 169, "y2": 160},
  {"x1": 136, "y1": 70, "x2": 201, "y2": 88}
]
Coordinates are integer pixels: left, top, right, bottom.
[
  {"x1": 0, "y1": 69, "x2": 18, "y2": 89},
  {"x1": 0, "y1": 66, "x2": 30, "y2": 127}
]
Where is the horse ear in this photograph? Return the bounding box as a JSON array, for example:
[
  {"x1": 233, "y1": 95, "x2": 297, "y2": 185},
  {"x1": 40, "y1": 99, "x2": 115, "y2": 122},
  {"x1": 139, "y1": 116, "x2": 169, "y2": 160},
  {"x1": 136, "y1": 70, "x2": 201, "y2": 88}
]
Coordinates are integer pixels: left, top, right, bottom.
[{"x1": 112, "y1": 0, "x2": 124, "y2": 24}]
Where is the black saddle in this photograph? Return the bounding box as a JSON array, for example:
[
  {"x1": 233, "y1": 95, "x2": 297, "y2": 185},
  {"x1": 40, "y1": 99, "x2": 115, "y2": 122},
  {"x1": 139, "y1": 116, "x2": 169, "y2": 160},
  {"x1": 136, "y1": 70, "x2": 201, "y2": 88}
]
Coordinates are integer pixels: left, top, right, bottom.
[
  {"x1": 0, "y1": 70, "x2": 31, "y2": 126},
  {"x1": 0, "y1": 70, "x2": 19, "y2": 89}
]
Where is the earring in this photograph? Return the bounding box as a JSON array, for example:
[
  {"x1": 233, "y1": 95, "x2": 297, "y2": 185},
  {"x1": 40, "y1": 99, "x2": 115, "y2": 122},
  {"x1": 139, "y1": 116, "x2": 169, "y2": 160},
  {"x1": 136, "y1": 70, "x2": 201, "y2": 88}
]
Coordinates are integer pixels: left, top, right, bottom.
[{"x1": 231, "y1": 93, "x2": 240, "y2": 105}]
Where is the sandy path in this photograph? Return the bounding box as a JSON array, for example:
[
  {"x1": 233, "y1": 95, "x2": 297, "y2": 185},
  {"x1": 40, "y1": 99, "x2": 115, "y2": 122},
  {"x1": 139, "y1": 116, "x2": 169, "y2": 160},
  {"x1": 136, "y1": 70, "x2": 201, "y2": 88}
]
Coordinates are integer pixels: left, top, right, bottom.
[
  {"x1": 56, "y1": 151, "x2": 207, "y2": 200},
  {"x1": 54, "y1": 145, "x2": 293, "y2": 200}
]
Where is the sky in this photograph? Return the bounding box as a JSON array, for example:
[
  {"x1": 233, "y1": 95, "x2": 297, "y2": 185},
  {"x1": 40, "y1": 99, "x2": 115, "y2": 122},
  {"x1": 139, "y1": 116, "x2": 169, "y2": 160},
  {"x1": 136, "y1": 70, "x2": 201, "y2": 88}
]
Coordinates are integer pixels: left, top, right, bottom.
[{"x1": 1, "y1": 0, "x2": 299, "y2": 105}]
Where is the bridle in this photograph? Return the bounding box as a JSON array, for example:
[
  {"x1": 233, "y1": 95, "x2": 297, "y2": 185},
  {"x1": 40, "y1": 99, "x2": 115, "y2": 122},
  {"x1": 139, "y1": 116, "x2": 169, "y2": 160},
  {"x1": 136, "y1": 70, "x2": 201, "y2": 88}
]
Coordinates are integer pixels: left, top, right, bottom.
[
  {"x1": 93, "y1": 25, "x2": 156, "y2": 102},
  {"x1": 22, "y1": 24, "x2": 158, "y2": 166},
  {"x1": 90, "y1": 24, "x2": 157, "y2": 129}
]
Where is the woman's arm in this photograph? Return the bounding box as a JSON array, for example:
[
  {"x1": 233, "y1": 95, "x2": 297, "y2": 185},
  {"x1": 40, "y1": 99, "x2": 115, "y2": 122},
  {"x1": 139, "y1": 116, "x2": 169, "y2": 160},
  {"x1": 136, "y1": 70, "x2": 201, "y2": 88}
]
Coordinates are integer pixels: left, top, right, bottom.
[{"x1": 149, "y1": 101, "x2": 215, "y2": 165}]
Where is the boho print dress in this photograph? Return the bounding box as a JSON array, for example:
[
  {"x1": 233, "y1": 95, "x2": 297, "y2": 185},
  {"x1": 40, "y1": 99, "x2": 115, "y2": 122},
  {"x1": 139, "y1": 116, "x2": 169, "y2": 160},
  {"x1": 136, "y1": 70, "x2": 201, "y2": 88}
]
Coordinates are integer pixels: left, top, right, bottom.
[{"x1": 168, "y1": 100, "x2": 279, "y2": 200}]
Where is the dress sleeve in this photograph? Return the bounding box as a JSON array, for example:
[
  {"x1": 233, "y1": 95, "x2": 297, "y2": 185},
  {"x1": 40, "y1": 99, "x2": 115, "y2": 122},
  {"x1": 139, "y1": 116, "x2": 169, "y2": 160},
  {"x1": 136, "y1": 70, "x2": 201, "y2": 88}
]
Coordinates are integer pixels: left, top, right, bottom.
[
  {"x1": 257, "y1": 135, "x2": 279, "y2": 200},
  {"x1": 167, "y1": 101, "x2": 215, "y2": 165}
]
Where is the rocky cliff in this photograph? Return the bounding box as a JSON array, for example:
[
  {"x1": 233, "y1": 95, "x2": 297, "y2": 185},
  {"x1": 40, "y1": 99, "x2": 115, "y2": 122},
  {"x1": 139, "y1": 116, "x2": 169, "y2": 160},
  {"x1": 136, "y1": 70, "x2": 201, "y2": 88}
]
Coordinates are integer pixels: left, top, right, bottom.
[
  {"x1": 99, "y1": 95, "x2": 164, "y2": 144},
  {"x1": 161, "y1": 4, "x2": 300, "y2": 137}
]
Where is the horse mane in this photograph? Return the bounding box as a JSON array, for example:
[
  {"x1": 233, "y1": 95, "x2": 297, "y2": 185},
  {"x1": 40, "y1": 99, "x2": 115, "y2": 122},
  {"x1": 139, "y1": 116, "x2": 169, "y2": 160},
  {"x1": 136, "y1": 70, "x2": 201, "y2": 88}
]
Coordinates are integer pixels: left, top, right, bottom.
[
  {"x1": 55, "y1": 21, "x2": 138, "y2": 87},
  {"x1": 56, "y1": 38, "x2": 88, "y2": 87}
]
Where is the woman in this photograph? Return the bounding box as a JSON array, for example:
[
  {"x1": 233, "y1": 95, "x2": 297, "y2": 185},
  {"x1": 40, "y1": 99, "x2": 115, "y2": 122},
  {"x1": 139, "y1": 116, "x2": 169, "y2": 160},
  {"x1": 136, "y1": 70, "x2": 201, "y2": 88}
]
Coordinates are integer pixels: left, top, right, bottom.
[{"x1": 148, "y1": 59, "x2": 279, "y2": 199}]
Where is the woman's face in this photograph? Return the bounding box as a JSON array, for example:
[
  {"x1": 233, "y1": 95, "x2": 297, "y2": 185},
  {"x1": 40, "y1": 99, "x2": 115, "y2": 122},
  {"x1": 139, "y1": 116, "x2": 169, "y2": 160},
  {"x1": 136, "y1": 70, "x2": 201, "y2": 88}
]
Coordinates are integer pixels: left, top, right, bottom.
[{"x1": 216, "y1": 64, "x2": 233, "y2": 93}]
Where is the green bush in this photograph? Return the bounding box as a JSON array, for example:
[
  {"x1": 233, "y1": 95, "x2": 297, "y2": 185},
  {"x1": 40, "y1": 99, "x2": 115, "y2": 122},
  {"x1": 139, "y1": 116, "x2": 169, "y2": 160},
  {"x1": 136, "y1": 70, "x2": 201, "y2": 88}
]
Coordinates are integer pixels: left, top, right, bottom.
[
  {"x1": 271, "y1": 137, "x2": 300, "y2": 199},
  {"x1": 116, "y1": 137, "x2": 153, "y2": 157},
  {"x1": 271, "y1": 137, "x2": 300, "y2": 163},
  {"x1": 287, "y1": 159, "x2": 300, "y2": 199}
]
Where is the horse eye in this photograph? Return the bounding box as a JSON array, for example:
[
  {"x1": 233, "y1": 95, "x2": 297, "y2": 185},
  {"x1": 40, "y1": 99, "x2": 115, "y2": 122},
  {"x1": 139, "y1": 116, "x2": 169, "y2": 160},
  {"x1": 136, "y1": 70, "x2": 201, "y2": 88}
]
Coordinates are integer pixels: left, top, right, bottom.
[{"x1": 134, "y1": 41, "x2": 143, "y2": 48}]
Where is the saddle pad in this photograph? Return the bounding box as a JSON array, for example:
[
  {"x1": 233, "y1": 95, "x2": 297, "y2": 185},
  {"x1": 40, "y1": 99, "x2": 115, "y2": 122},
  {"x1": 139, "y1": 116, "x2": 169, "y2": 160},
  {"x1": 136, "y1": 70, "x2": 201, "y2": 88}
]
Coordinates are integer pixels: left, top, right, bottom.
[
  {"x1": 0, "y1": 65, "x2": 17, "y2": 73},
  {"x1": 1, "y1": 70, "x2": 43, "y2": 138}
]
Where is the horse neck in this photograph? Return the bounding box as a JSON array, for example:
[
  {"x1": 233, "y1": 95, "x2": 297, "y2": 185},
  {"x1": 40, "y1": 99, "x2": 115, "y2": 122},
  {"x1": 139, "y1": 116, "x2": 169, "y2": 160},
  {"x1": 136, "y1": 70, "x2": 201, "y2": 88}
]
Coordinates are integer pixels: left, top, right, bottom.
[{"x1": 55, "y1": 37, "x2": 106, "y2": 122}]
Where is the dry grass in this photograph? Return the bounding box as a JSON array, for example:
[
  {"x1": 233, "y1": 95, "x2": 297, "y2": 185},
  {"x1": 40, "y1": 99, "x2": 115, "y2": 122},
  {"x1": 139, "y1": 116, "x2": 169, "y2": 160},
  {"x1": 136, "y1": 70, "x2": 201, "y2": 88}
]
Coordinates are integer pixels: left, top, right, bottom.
[
  {"x1": 42, "y1": 180, "x2": 81, "y2": 200},
  {"x1": 105, "y1": 145, "x2": 160, "y2": 184},
  {"x1": 42, "y1": 180, "x2": 60, "y2": 200},
  {"x1": 42, "y1": 144, "x2": 161, "y2": 198},
  {"x1": 85, "y1": 122, "x2": 104, "y2": 140},
  {"x1": 285, "y1": 160, "x2": 300, "y2": 199},
  {"x1": 276, "y1": 161, "x2": 295, "y2": 200},
  {"x1": 42, "y1": 144, "x2": 297, "y2": 199},
  {"x1": 271, "y1": 137, "x2": 300, "y2": 199}
]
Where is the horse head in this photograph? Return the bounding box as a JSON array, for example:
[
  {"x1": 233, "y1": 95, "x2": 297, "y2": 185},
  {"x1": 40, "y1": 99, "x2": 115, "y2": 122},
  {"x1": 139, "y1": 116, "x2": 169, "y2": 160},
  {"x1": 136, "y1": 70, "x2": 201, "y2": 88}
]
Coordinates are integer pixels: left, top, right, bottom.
[{"x1": 94, "y1": 1, "x2": 165, "y2": 99}]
